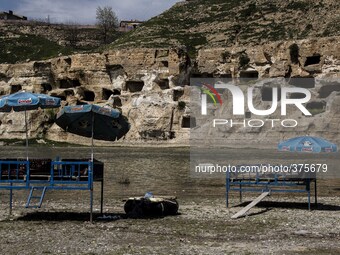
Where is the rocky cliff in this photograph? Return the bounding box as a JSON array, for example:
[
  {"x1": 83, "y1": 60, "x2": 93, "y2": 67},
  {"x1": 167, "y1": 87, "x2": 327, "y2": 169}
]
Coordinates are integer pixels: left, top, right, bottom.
[
  {"x1": 0, "y1": 47, "x2": 191, "y2": 145},
  {"x1": 0, "y1": 0, "x2": 339, "y2": 147},
  {"x1": 0, "y1": 36, "x2": 339, "y2": 146}
]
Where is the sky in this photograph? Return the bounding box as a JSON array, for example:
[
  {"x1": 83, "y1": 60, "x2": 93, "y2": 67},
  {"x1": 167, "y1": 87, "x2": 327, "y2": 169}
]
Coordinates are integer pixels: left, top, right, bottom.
[{"x1": 0, "y1": 0, "x2": 182, "y2": 24}]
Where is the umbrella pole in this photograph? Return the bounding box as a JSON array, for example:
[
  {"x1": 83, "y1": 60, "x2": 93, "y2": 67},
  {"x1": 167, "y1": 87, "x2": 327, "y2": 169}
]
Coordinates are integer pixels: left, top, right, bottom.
[
  {"x1": 24, "y1": 108, "x2": 28, "y2": 161},
  {"x1": 91, "y1": 112, "x2": 94, "y2": 162},
  {"x1": 90, "y1": 112, "x2": 94, "y2": 223}
]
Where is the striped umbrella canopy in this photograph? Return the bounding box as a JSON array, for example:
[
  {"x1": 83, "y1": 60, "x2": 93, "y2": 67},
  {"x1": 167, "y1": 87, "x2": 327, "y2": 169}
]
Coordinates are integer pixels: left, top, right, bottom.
[
  {"x1": 0, "y1": 91, "x2": 61, "y2": 159},
  {"x1": 278, "y1": 136, "x2": 337, "y2": 153}
]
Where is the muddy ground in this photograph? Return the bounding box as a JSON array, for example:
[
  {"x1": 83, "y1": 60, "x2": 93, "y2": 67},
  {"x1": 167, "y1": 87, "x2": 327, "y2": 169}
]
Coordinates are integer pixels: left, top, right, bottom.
[{"x1": 0, "y1": 180, "x2": 339, "y2": 255}]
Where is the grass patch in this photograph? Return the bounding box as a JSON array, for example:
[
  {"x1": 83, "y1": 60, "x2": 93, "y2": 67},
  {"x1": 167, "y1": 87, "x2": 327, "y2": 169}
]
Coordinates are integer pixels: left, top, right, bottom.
[{"x1": 0, "y1": 34, "x2": 73, "y2": 64}]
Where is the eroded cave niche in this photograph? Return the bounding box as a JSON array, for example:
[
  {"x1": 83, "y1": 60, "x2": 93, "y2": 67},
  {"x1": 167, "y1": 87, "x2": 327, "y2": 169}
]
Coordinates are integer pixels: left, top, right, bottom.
[
  {"x1": 306, "y1": 101, "x2": 326, "y2": 115},
  {"x1": 160, "y1": 61, "x2": 169, "y2": 68},
  {"x1": 41, "y1": 83, "x2": 52, "y2": 93},
  {"x1": 58, "y1": 79, "x2": 81, "y2": 89},
  {"x1": 64, "y1": 89, "x2": 75, "y2": 97},
  {"x1": 126, "y1": 81, "x2": 144, "y2": 92},
  {"x1": 50, "y1": 93, "x2": 66, "y2": 101},
  {"x1": 214, "y1": 73, "x2": 232, "y2": 78},
  {"x1": 182, "y1": 116, "x2": 196, "y2": 128},
  {"x1": 191, "y1": 72, "x2": 214, "y2": 78},
  {"x1": 106, "y1": 64, "x2": 125, "y2": 81},
  {"x1": 112, "y1": 96, "x2": 122, "y2": 107},
  {"x1": 83, "y1": 90, "x2": 95, "y2": 101},
  {"x1": 304, "y1": 55, "x2": 321, "y2": 66},
  {"x1": 289, "y1": 93, "x2": 307, "y2": 99},
  {"x1": 288, "y1": 77, "x2": 315, "y2": 88},
  {"x1": 240, "y1": 70, "x2": 259, "y2": 79},
  {"x1": 173, "y1": 90, "x2": 184, "y2": 101},
  {"x1": 10, "y1": 85, "x2": 22, "y2": 93},
  {"x1": 318, "y1": 83, "x2": 340, "y2": 98},
  {"x1": 102, "y1": 88, "x2": 114, "y2": 100},
  {"x1": 261, "y1": 87, "x2": 281, "y2": 101},
  {"x1": 157, "y1": 79, "x2": 170, "y2": 90}
]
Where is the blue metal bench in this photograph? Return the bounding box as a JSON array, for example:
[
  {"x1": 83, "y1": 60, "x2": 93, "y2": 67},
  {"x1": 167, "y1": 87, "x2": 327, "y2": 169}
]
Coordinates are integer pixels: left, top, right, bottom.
[
  {"x1": 0, "y1": 158, "x2": 104, "y2": 222},
  {"x1": 226, "y1": 165, "x2": 317, "y2": 210}
]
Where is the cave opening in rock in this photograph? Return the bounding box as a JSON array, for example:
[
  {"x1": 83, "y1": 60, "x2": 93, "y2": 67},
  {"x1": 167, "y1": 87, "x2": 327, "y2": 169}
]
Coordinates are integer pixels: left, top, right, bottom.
[
  {"x1": 288, "y1": 77, "x2": 315, "y2": 88},
  {"x1": 64, "y1": 58, "x2": 72, "y2": 65},
  {"x1": 306, "y1": 101, "x2": 326, "y2": 115},
  {"x1": 240, "y1": 70, "x2": 259, "y2": 79},
  {"x1": 126, "y1": 81, "x2": 144, "y2": 92},
  {"x1": 112, "y1": 96, "x2": 122, "y2": 107},
  {"x1": 41, "y1": 83, "x2": 52, "y2": 93},
  {"x1": 113, "y1": 89, "x2": 121, "y2": 95},
  {"x1": 102, "y1": 88, "x2": 114, "y2": 100},
  {"x1": 289, "y1": 93, "x2": 307, "y2": 99},
  {"x1": 304, "y1": 55, "x2": 321, "y2": 66},
  {"x1": 160, "y1": 61, "x2": 169, "y2": 68},
  {"x1": 106, "y1": 64, "x2": 125, "y2": 81},
  {"x1": 261, "y1": 87, "x2": 281, "y2": 101},
  {"x1": 214, "y1": 73, "x2": 232, "y2": 78},
  {"x1": 318, "y1": 83, "x2": 340, "y2": 98},
  {"x1": 51, "y1": 94, "x2": 66, "y2": 101},
  {"x1": 64, "y1": 89, "x2": 75, "y2": 97},
  {"x1": 182, "y1": 116, "x2": 196, "y2": 128},
  {"x1": 10, "y1": 85, "x2": 22, "y2": 94},
  {"x1": 158, "y1": 79, "x2": 170, "y2": 90},
  {"x1": 191, "y1": 72, "x2": 214, "y2": 78},
  {"x1": 83, "y1": 90, "x2": 95, "y2": 101},
  {"x1": 173, "y1": 90, "x2": 184, "y2": 101},
  {"x1": 59, "y1": 79, "x2": 81, "y2": 89}
]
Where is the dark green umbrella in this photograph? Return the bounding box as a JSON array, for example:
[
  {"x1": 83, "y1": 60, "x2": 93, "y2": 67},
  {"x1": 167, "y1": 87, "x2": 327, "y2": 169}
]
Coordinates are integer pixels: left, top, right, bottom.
[{"x1": 56, "y1": 104, "x2": 130, "y2": 160}]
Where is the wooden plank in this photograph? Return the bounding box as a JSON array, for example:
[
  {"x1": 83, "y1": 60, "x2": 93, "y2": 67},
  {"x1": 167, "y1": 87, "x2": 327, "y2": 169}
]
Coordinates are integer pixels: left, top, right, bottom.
[{"x1": 231, "y1": 191, "x2": 270, "y2": 219}]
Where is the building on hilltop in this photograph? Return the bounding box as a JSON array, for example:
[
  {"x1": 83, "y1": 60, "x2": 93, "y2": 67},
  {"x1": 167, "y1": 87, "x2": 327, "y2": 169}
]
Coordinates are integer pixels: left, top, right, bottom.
[
  {"x1": 0, "y1": 10, "x2": 27, "y2": 21},
  {"x1": 119, "y1": 20, "x2": 144, "y2": 32}
]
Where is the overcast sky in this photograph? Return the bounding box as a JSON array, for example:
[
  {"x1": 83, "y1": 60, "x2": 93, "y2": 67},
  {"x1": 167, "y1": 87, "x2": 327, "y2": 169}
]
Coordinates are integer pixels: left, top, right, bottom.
[{"x1": 1, "y1": 0, "x2": 182, "y2": 24}]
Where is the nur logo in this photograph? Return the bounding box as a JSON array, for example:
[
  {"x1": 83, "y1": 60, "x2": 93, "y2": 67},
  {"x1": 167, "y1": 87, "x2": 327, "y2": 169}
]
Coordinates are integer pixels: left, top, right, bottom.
[
  {"x1": 201, "y1": 82, "x2": 312, "y2": 116},
  {"x1": 200, "y1": 84, "x2": 223, "y2": 113}
]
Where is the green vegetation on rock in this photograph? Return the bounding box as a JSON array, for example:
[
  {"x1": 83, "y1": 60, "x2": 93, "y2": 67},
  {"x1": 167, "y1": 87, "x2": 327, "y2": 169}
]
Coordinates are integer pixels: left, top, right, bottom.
[
  {"x1": 0, "y1": 33, "x2": 73, "y2": 64},
  {"x1": 108, "y1": 0, "x2": 340, "y2": 56}
]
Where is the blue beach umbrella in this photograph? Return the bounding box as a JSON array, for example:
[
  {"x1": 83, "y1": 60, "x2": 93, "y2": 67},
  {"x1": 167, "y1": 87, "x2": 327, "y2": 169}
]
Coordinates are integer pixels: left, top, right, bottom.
[
  {"x1": 0, "y1": 91, "x2": 61, "y2": 159},
  {"x1": 278, "y1": 136, "x2": 337, "y2": 153},
  {"x1": 55, "y1": 104, "x2": 130, "y2": 160}
]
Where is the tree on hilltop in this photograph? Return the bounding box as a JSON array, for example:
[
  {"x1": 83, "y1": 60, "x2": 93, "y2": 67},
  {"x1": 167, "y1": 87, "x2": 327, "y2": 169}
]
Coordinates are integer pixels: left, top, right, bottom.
[{"x1": 96, "y1": 6, "x2": 119, "y2": 44}]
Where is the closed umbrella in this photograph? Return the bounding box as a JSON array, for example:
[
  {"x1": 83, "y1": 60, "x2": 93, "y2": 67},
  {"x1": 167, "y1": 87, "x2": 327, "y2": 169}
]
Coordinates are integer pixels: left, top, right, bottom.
[
  {"x1": 55, "y1": 104, "x2": 130, "y2": 160},
  {"x1": 278, "y1": 136, "x2": 337, "y2": 153},
  {"x1": 0, "y1": 91, "x2": 61, "y2": 159}
]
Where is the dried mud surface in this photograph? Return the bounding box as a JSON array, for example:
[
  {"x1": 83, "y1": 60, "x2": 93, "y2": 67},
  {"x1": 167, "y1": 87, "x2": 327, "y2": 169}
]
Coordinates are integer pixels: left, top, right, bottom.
[{"x1": 0, "y1": 182, "x2": 339, "y2": 255}]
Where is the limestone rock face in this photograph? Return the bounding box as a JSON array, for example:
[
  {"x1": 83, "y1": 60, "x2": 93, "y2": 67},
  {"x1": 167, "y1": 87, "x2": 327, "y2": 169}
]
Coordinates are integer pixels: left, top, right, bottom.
[
  {"x1": 0, "y1": 48, "x2": 191, "y2": 145},
  {"x1": 0, "y1": 37, "x2": 339, "y2": 147}
]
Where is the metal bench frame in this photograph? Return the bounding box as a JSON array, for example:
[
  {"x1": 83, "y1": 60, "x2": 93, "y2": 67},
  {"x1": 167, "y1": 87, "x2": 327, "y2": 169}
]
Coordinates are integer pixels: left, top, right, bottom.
[
  {"x1": 226, "y1": 169, "x2": 317, "y2": 210},
  {"x1": 0, "y1": 159, "x2": 104, "y2": 222}
]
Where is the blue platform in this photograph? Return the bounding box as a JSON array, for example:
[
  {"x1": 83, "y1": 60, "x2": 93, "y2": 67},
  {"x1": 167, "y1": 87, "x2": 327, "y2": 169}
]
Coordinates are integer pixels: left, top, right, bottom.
[
  {"x1": 0, "y1": 158, "x2": 104, "y2": 222},
  {"x1": 226, "y1": 165, "x2": 317, "y2": 210}
]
